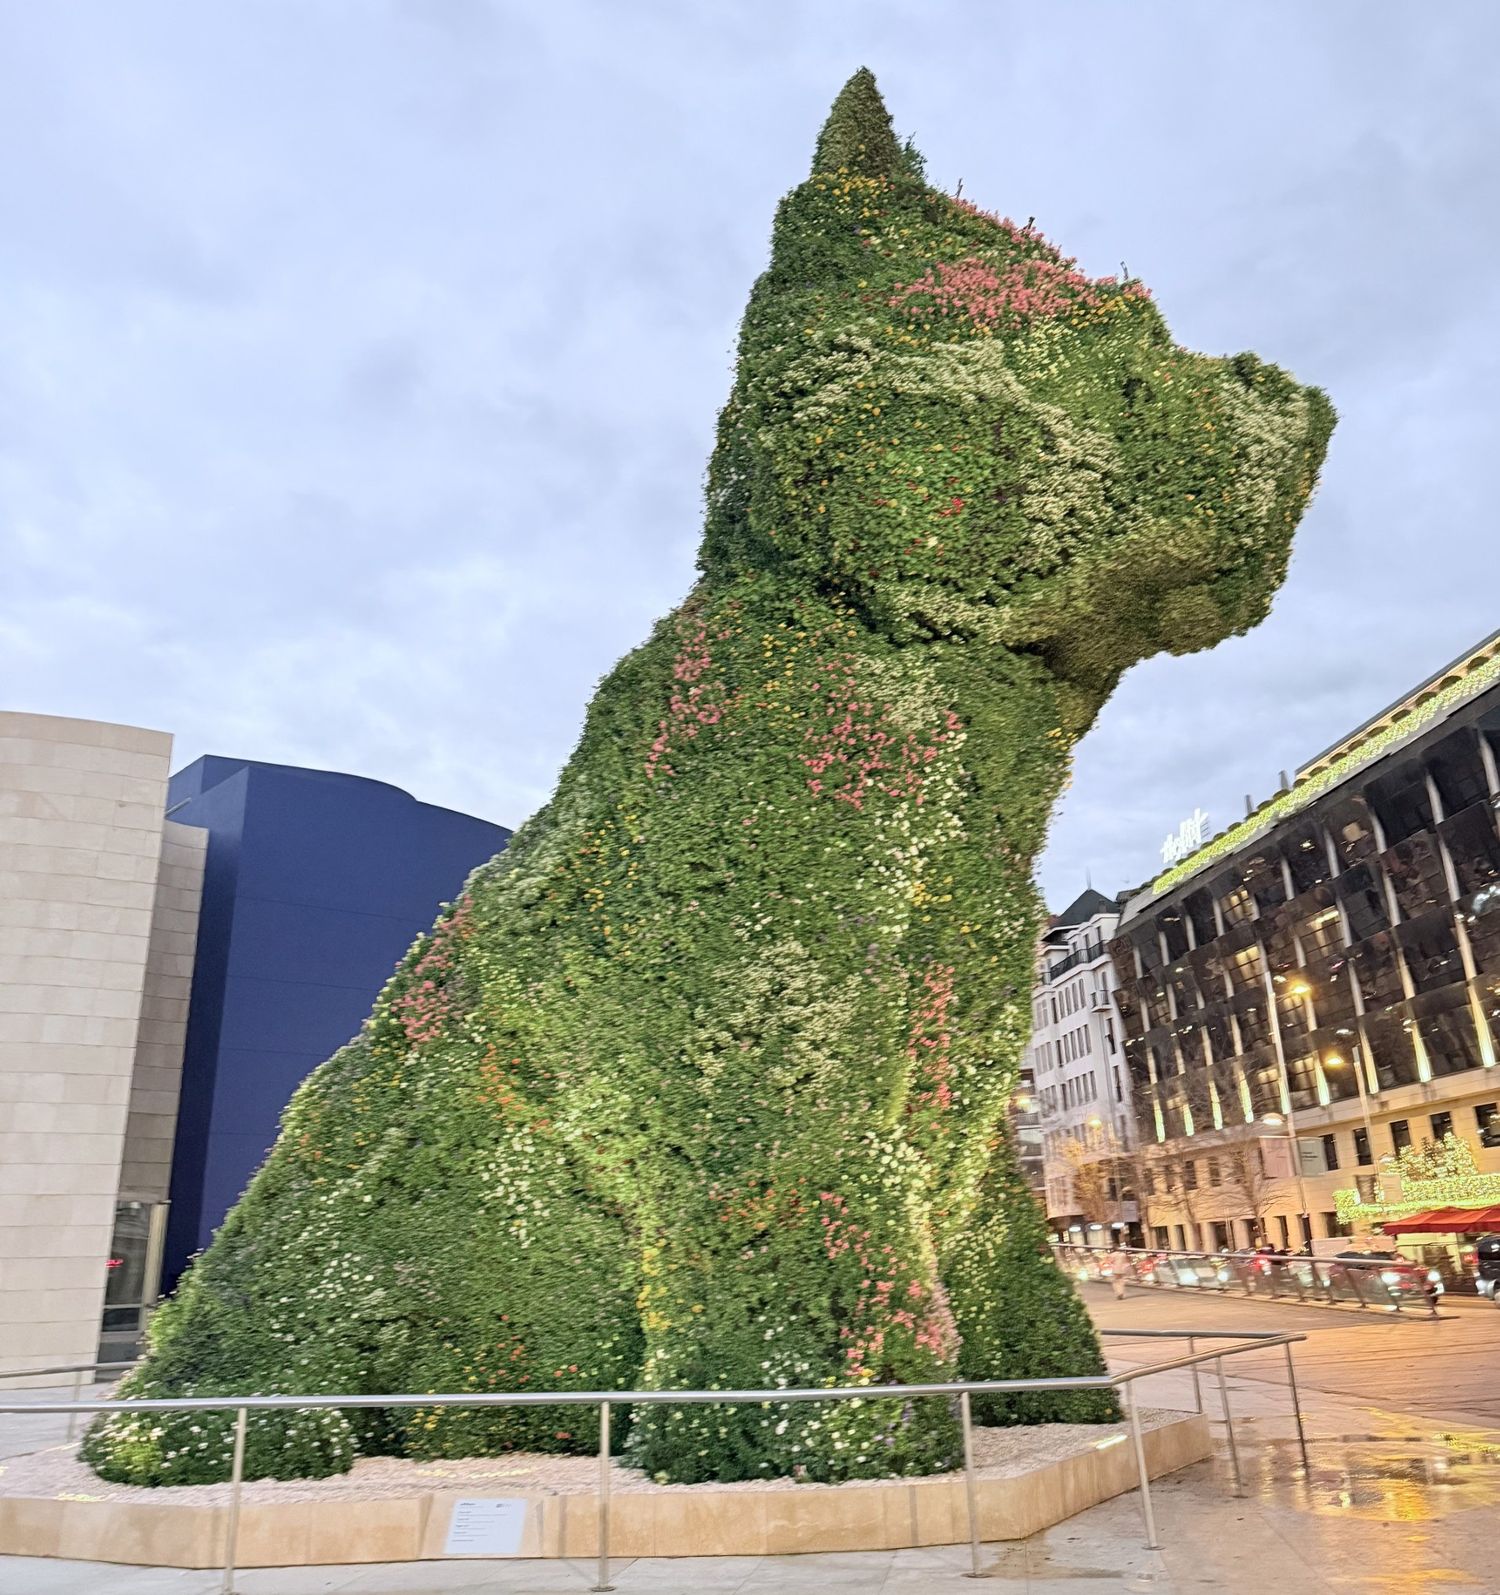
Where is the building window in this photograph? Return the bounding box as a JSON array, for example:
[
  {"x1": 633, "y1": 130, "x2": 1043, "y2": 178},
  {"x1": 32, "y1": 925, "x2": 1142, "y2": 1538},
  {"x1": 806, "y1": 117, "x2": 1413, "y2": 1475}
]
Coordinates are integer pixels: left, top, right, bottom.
[
  {"x1": 1207, "y1": 1156, "x2": 1221, "y2": 1187},
  {"x1": 1218, "y1": 883, "x2": 1256, "y2": 927},
  {"x1": 1321, "y1": 1133, "x2": 1339, "y2": 1171},
  {"x1": 1477, "y1": 1103, "x2": 1498, "y2": 1132},
  {"x1": 1286, "y1": 1052, "x2": 1319, "y2": 1108},
  {"x1": 1183, "y1": 1159, "x2": 1198, "y2": 1190},
  {"x1": 1338, "y1": 864, "x2": 1390, "y2": 940},
  {"x1": 1430, "y1": 1111, "x2": 1453, "y2": 1142},
  {"x1": 1417, "y1": 995, "x2": 1485, "y2": 1078},
  {"x1": 1368, "y1": 767, "x2": 1434, "y2": 847},
  {"x1": 1354, "y1": 1127, "x2": 1373, "y2": 1166},
  {"x1": 1390, "y1": 1119, "x2": 1411, "y2": 1153},
  {"x1": 1444, "y1": 804, "x2": 1500, "y2": 896},
  {"x1": 1227, "y1": 942, "x2": 1265, "y2": 993}
]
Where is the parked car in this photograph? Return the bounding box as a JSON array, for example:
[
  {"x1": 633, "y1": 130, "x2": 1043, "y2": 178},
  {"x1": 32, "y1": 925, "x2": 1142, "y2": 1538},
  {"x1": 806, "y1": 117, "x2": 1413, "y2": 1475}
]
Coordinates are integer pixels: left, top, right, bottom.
[
  {"x1": 1152, "y1": 1253, "x2": 1229, "y2": 1289},
  {"x1": 1473, "y1": 1235, "x2": 1500, "y2": 1304},
  {"x1": 1332, "y1": 1249, "x2": 1442, "y2": 1307}
]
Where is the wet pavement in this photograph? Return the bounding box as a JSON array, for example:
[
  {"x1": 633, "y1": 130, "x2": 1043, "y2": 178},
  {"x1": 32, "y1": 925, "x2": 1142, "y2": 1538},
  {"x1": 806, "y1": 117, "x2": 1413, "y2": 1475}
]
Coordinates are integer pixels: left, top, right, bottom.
[
  {"x1": 6, "y1": 1288, "x2": 1500, "y2": 1591},
  {"x1": 1087, "y1": 1281, "x2": 1500, "y2": 1429}
]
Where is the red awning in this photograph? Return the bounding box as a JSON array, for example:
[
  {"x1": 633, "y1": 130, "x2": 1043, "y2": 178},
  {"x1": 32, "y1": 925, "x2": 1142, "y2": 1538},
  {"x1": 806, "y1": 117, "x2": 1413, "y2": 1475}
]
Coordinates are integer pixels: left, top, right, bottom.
[{"x1": 1379, "y1": 1206, "x2": 1500, "y2": 1235}]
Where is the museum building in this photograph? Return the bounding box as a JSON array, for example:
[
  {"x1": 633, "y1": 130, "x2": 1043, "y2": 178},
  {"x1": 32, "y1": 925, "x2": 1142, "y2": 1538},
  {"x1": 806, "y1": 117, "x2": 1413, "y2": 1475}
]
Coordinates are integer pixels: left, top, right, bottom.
[
  {"x1": 1109, "y1": 629, "x2": 1500, "y2": 1265},
  {"x1": 0, "y1": 713, "x2": 508, "y2": 1372}
]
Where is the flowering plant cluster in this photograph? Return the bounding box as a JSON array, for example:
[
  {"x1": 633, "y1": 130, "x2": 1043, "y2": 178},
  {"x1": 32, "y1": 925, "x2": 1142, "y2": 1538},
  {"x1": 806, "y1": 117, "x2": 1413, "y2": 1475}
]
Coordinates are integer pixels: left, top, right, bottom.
[{"x1": 85, "y1": 69, "x2": 1331, "y2": 1489}]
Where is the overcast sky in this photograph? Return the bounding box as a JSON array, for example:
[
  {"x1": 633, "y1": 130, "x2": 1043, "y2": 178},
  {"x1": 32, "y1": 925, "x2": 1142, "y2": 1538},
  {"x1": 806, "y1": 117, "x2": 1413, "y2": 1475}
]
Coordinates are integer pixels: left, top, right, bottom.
[{"x1": 4, "y1": 1, "x2": 1497, "y2": 908}]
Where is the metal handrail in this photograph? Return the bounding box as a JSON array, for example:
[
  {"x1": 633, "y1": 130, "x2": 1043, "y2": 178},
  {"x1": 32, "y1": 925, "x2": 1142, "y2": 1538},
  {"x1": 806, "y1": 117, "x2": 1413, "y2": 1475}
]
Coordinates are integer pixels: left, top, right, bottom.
[
  {"x1": 0, "y1": 1359, "x2": 137, "y2": 1383},
  {"x1": 0, "y1": 1329, "x2": 1303, "y2": 1593},
  {"x1": 0, "y1": 1359, "x2": 141, "y2": 1445},
  {"x1": 1055, "y1": 1241, "x2": 1443, "y2": 1316}
]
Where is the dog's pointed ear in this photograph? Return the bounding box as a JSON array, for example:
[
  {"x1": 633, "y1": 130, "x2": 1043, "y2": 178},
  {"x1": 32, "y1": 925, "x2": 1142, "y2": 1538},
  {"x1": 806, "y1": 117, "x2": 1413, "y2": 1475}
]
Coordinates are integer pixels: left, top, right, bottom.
[{"x1": 813, "y1": 68, "x2": 907, "y2": 178}]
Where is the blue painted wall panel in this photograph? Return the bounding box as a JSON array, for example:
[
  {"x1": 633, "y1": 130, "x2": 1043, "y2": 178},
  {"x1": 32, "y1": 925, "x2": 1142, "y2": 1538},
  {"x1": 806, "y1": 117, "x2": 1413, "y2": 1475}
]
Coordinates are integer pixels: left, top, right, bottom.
[{"x1": 163, "y1": 757, "x2": 509, "y2": 1285}]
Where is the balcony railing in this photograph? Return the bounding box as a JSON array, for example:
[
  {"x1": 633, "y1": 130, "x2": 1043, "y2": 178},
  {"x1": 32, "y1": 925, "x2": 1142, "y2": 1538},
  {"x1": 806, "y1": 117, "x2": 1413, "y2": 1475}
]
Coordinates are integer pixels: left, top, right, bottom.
[{"x1": 1044, "y1": 938, "x2": 1107, "y2": 982}]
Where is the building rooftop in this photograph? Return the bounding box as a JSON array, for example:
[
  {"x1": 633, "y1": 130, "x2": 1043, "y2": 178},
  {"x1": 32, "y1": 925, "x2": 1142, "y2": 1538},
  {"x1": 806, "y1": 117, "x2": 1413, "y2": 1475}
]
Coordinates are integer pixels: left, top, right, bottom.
[
  {"x1": 1137, "y1": 626, "x2": 1500, "y2": 908},
  {"x1": 1052, "y1": 887, "x2": 1120, "y2": 928}
]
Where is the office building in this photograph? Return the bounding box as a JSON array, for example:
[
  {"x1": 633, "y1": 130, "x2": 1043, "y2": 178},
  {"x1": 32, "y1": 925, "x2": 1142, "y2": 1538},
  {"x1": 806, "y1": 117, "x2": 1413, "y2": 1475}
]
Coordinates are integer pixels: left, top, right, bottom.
[
  {"x1": 1111, "y1": 629, "x2": 1500, "y2": 1266},
  {"x1": 1027, "y1": 889, "x2": 1137, "y2": 1236},
  {"x1": 0, "y1": 718, "x2": 510, "y2": 1366}
]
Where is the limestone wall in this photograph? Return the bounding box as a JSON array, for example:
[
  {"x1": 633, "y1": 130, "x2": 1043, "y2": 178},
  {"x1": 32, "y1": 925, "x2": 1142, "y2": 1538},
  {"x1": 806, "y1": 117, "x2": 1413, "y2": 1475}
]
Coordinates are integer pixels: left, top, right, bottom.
[
  {"x1": 0, "y1": 713, "x2": 174, "y2": 1373},
  {"x1": 119, "y1": 822, "x2": 206, "y2": 1202}
]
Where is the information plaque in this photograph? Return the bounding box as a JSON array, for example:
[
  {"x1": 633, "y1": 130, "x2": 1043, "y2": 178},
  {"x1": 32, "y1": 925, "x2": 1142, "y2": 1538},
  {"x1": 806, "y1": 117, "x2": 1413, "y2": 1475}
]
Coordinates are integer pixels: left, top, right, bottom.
[{"x1": 443, "y1": 1496, "x2": 528, "y2": 1556}]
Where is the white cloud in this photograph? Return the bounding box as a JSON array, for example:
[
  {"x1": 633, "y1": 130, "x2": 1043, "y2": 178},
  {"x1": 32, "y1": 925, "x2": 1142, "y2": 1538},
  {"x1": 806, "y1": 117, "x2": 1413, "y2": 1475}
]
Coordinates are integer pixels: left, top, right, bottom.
[{"x1": 1, "y1": 0, "x2": 1496, "y2": 907}]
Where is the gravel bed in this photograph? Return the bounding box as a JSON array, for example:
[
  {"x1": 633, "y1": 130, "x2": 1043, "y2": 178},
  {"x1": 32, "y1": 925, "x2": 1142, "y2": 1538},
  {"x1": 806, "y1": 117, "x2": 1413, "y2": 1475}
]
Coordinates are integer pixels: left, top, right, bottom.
[{"x1": 0, "y1": 1408, "x2": 1183, "y2": 1507}]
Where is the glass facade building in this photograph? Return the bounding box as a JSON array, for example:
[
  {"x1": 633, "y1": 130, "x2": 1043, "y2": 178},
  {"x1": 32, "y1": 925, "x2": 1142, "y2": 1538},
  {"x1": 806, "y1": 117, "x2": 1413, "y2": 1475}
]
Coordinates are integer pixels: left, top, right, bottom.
[{"x1": 1110, "y1": 632, "x2": 1500, "y2": 1254}]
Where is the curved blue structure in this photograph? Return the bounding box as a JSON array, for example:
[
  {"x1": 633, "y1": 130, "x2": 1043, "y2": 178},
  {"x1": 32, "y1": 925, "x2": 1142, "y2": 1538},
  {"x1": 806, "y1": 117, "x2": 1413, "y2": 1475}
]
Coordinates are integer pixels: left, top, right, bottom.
[{"x1": 162, "y1": 757, "x2": 509, "y2": 1287}]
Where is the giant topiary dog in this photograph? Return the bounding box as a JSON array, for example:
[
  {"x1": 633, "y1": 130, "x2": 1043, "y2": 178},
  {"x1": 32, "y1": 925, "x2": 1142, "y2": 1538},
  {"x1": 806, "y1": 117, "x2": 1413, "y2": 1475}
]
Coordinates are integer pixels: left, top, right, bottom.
[{"x1": 86, "y1": 70, "x2": 1332, "y2": 1488}]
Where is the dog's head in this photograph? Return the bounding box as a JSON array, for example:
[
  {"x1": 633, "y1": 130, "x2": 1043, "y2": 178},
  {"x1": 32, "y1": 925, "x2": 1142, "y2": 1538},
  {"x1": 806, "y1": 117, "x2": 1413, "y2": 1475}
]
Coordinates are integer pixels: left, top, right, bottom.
[{"x1": 702, "y1": 70, "x2": 1334, "y2": 717}]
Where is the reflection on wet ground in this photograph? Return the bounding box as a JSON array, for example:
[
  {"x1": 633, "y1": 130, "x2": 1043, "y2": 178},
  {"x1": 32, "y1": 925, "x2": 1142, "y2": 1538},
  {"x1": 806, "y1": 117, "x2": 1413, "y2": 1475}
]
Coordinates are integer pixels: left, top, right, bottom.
[{"x1": 1246, "y1": 1434, "x2": 1500, "y2": 1522}]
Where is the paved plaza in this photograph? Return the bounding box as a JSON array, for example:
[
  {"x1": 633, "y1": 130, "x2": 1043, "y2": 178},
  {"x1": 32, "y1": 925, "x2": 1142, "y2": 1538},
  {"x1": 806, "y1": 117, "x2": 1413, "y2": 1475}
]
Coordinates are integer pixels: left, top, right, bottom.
[{"x1": 6, "y1": 1286, "x2": 1500, "y2": 1593}]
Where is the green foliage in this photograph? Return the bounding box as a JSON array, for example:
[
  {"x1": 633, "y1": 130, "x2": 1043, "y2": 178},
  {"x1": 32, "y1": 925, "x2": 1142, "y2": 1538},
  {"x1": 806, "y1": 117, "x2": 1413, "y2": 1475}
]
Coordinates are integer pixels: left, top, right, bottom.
[
  {"x1": 1395, "y1": 1133, "x2": 1476, "y2": 1185},
  {"x1": 946, "y1": 1127, "x2": 1117, "y2": 1426},
  {"x1": 85, "y1": 70, "x2": 1330, "y2": 1489},
  {"x1": 812, "y1": 68, "x2": 905, "y2": 177}
]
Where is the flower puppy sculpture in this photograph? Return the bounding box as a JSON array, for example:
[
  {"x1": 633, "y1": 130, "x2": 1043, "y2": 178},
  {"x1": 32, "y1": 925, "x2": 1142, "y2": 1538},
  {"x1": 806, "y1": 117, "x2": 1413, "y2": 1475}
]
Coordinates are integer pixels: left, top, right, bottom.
[{"x1": 86, "y1": 70, "x2": 1333, "y2": 1488}]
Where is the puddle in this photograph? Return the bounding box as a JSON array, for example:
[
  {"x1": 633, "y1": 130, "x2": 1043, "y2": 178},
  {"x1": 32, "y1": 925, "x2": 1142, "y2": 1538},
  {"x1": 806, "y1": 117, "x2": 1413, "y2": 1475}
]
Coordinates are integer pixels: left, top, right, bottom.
[
  {"x1": 985, "y1": 1536, "x2": 1166, "y2": 1586},
  {"x1": 984, "y1": 1542, "x2": 1131, "y2": 1580},
  {"x1": 1236, "y1": 1437, "x2": 1500, "y2": 1521}
]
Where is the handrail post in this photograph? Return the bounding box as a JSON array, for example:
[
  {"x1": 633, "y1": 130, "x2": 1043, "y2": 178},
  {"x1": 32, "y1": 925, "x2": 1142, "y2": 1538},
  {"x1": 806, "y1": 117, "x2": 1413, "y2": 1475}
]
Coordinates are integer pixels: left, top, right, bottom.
[
  {"x1": 221, "y1": 1406, "x2": 247, "y2": 1595},
  {"x1": 592, "y1": 1399, "x2": 613, "y2": 1592},
  {"x1": 1215, "y1": 1359, "x2": 1244, "y2": 1498},
  {"x1": 960, "y1": 1390, "x2": 982, "y2": 1578},
  {"x1": 1187, "y1": 1334, "x2": 1202, "y2": 1413},
  {"x1": 1122, "y1": 1383, "x2": 1160, "y2": 1550},
  {"x1": 66, "y1": 1368, "x2": 84, "y2": 1442},
  {"x1": 1284, "y1": 1343, "x2": 1309, "y2": 1472}
]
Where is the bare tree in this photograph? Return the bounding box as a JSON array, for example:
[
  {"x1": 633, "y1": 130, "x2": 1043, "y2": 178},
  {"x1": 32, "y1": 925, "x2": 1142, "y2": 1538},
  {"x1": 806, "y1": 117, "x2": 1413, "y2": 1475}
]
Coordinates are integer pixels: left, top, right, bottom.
[
  {"x1": 1148, "y1": 1143, "x2": 1204, "y2": 1247},
  {"x1": 1059, "y1": 1135, "x2": 1114, "y2": 1225},
  {"x1": 1215, "y1": 1132, "x2": 1284, "y2": 1245}
]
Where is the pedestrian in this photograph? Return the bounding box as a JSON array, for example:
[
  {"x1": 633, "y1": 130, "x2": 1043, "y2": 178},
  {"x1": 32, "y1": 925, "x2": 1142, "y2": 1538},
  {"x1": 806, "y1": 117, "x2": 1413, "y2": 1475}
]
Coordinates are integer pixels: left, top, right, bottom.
[{"x1": 1109, "y1": 1247, "x2": 1129, "y2": 1300}]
